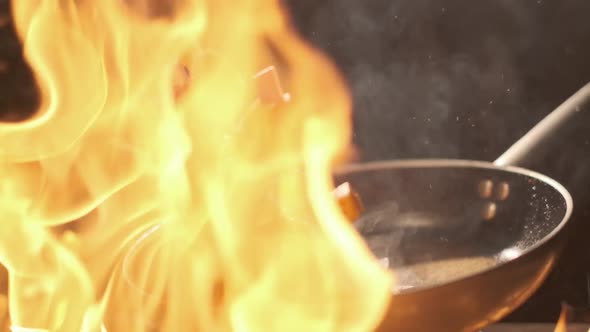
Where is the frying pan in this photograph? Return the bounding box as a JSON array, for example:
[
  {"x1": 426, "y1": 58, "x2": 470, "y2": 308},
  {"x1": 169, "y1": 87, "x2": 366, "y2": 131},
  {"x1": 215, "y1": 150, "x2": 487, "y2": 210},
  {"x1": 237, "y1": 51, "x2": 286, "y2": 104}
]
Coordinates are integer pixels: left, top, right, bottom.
[{"x1": 334, "y1": 83, "x2": 590, "y2": 332}]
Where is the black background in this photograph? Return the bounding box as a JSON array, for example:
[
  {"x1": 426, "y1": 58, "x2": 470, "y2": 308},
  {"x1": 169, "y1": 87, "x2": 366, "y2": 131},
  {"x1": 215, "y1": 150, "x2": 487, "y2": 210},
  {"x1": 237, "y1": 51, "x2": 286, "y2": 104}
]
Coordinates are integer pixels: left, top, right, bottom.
[{"x1": 2, "y1": 0, "x2": 590, "y2": 323}]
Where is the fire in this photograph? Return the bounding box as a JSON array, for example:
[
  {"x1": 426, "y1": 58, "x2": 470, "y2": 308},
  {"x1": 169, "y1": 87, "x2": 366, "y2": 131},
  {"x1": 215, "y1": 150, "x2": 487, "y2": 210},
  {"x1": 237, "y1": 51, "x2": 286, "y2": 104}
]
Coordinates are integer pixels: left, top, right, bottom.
[
  {"x1": 0, "y1": 0, "x2": 392, "y2": 331},
  {"x1": 554, "y1": 304, "x2": 570, "y2": 332}
]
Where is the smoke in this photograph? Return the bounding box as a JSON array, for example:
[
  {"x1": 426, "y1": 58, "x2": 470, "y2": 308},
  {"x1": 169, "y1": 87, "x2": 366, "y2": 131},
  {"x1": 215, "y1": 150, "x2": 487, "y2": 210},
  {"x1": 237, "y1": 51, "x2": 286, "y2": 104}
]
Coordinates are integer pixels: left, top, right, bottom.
[{"x1": 286, "y1": 0, "x2": 541, "y2": 161}]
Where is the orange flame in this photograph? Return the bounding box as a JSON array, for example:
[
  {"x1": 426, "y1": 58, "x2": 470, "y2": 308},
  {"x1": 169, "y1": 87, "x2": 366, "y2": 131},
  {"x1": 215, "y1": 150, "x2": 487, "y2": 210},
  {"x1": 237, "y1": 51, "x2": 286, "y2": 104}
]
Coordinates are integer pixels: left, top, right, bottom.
[
  {"x1": 1, "y1": 0, "x2": 392, "y2": 331},
  {"x1": 554, "y1": 308, "x2": 568, "y2": 332},
  {"x1": 554, "y1": 303, "x2": 574, "y2": 332}
]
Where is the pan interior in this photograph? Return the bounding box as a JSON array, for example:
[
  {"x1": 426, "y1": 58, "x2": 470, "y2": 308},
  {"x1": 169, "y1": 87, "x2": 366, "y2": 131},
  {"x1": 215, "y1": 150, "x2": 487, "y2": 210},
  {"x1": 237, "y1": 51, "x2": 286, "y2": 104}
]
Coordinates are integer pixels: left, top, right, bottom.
[{"x1": 334, "y1": 160, "x2": 570, "y2": 294}]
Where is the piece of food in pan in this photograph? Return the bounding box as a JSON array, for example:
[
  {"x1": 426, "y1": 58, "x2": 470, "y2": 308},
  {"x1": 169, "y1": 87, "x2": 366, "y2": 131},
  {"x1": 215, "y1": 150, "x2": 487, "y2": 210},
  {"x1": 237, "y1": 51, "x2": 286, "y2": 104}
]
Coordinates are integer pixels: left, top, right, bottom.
[{"x1": 334, "y1": 181, "x2": 364, "y2": 223}]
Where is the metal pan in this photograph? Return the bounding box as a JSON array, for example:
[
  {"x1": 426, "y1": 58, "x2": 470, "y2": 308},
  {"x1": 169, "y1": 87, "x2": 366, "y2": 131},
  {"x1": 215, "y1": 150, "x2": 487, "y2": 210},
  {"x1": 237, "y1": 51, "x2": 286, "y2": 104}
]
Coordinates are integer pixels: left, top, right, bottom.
[{"x1": 333, "y1": 83, "x2": 590, "y2": 332}]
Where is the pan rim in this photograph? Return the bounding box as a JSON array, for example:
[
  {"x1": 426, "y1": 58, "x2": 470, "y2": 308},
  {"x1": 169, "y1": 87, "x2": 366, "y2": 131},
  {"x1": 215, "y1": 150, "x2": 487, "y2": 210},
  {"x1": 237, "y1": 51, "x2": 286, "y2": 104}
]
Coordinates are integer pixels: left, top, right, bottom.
[{"x1": 334, "y1": 158, "x2": 573, "y2": 293}]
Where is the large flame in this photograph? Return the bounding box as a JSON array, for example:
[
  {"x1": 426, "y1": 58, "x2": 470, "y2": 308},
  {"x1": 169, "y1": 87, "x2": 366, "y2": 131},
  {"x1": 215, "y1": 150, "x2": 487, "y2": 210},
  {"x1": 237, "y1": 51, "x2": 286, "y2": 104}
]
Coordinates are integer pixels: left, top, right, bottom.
[{"x1": 0, "y1": 0, "x2": 392, "y2": 331}]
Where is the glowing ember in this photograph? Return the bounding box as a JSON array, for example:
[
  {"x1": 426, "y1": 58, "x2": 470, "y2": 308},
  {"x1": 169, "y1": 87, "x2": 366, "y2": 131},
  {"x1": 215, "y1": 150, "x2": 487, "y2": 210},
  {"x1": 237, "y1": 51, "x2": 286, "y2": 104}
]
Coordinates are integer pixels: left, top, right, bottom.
[{"x1": 0, "y1": 0, "x2": 392, "y2": 331}]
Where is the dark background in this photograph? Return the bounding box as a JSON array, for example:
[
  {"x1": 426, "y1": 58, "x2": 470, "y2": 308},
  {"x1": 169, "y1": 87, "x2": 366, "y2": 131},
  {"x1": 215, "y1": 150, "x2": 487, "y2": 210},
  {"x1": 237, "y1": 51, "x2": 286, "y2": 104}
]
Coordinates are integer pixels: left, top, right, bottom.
[
  {"x1": 284, "y1": 0, "x2": 590, "y2": 323},
  {"x1": 2, "y1": 0, "x2": 590, "y2": 324}
]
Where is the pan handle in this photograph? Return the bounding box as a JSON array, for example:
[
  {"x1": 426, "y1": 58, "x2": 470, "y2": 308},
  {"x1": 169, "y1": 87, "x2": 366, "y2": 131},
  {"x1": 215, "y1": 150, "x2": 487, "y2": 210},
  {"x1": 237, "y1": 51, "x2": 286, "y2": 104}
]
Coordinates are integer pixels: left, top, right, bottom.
[{"x1": 494, "y1": 83, "x2": 590, "y2": 167}]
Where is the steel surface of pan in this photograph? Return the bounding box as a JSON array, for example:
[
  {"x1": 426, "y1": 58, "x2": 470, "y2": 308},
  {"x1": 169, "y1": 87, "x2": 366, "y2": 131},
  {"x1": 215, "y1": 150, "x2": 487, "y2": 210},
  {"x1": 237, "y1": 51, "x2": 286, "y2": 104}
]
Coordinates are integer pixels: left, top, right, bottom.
[
  {"x1": 333, "y1": 82, "x2": 590, "y2": 331},
  {"x1": 335, "y1": 160, "x2": 571, "y2": 332}
]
